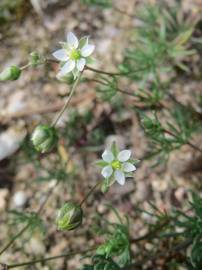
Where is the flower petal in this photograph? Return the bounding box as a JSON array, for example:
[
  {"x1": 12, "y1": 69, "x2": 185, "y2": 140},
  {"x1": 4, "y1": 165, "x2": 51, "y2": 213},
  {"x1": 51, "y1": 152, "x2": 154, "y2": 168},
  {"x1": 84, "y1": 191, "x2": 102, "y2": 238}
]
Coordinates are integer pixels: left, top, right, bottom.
[
  {"x1": 114, "y1": 170, "x2": 125, "y2": 185},
  {"x1": 101, "y1": 165, "x2": 113, "y2": 178},
  {"x1": 81, "y1": 44, "x2": 95, "y2": 57},
  {"x1": 52, "y1": 49, "x2": 69, "y2": 61},
  {"x1": 118, "y1": 150, "x2": 131, "y2": 162},
  {"x1": 102, "y1": 150, "x2": 114, "y2": 163},
  {"x1": 123, "y1": 162, "x2": 136, "y2": 172},
  {"x1": 60, "y1": 60, "x2": 75, "y2": 75},
  {"x1": 67, "y1": 32, "x2": 79, "y2": 48},
  {"x1": 76, "y1": 58, "x2": 86, "y2": 71}
]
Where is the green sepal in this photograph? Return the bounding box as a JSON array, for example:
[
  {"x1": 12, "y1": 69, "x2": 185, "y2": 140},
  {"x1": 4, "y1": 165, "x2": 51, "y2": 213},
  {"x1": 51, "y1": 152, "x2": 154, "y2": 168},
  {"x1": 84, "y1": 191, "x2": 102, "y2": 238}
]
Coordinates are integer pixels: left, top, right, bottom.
[
  {"x1": 95, "y1": 160, "x2": 108, "y2": 167},
  {"x1": 101, "y1": 177, "x2": 115, "y2": 193},
  {"x1": 0, "y1": 65, "x2": 21, "y2": 81},
  {"x1": 111, "y1": 141, "x2": 119, "y2": 157},
  {"x1": 129, "y1": 158, "x2": 140, "y2": 165},
  {"x1": 79, "y1": 36, "x2": 89, "y2": 48}
]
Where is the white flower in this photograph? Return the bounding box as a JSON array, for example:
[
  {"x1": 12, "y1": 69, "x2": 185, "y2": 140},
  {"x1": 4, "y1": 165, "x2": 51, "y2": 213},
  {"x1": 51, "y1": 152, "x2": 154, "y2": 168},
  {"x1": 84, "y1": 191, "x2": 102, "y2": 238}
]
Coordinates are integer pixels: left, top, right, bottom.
[
  {"x1": 101, "y1": 149, "x2": 136, "y2": 186},
  {"x1": 53, "y1": 32, "x2": 95, "y2": 79}
]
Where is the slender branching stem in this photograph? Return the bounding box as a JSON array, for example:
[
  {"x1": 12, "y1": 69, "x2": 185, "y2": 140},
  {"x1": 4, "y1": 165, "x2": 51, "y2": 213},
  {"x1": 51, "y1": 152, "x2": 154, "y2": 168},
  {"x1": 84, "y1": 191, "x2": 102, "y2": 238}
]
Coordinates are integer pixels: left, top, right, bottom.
[
  {"x1": 85, "y1": 65, "x2": 124, "y2": 76},
  {"x1": 163, "y1": 129, "x2": 202, "y2": 154},
  {"x1": 20, "y1": 63, "x2": 31, "y2": 70},
  {"x1": 7, "y1": 247, "x2": 95, "y2": 269},
  {"x1": 168, "y1": 93, "x2": 202, "y2": 119},
  {"x1": 186, "y1": 141, "x2": 202, "y2": 153},
  {"x1": 51, "y1": 73, "x2": 82, "y2": 127},
  {"x1": 80, "y1": 182, "x2": 101, "y2": 206},
  {"x1": 45, "y1": 59, "x2": 123, "y2": 76},
  {"x1": 88, "y1": 78, "x2": 136, "y2": 97},
  {"x1": 20, "y1": 58, "x2": 146, "y2": 79},
  {"x1": 85, "y1": 65, "x2": 147, "y2": 77},
  {"x1": 4, "y1": 178, "x2": 100, "y2": 267},
  {"x1": 0, "y1": 224, "x2": 30, "y2": 257},
  {"x1": 90, "y1": 77, "x2": 202, "y2": 153}
]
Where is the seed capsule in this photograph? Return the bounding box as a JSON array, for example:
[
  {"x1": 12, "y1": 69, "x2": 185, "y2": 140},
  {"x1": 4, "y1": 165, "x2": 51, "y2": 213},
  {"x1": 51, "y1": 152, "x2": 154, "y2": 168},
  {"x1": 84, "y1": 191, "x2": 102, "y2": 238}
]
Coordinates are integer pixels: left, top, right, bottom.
[
  {"x1": 56, "y1": 202, "x2": 83, "y2": 231},
  {"x1": 0, "y1": 65, "x2": 21, "y2": 81},
  {"x1": 31, "y1": 124, "x2": 58, "y2": 153}
]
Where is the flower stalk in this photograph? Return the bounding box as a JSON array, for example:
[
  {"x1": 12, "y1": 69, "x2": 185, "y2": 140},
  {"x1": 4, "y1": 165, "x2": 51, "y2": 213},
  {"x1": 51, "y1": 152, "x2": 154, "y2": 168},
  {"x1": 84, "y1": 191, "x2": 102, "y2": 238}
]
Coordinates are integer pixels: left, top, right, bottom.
[
  {"x1": 51, "y1": 72, "x2": 82, "y2": 127},
  {"x1": 7, "y1": 247, "x2": 95, "y2": 269},
  {"x1": 79, "y1": 182, "x2": 101, "y2": 206}
]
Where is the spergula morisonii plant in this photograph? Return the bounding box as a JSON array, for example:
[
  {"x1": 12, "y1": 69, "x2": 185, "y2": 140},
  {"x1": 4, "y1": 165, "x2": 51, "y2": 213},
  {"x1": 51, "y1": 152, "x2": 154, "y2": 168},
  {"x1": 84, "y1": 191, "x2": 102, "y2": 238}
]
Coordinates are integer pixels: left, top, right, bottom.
[{"x1": 0, "y1": 2, "x2": 202, "y2": 269}]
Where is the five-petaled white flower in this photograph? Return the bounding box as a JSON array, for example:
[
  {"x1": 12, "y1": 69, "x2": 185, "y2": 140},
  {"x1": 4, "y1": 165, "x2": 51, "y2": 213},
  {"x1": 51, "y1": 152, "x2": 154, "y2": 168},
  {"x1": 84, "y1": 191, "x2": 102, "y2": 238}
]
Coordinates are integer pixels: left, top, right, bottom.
[
  {"x1": 101, "y1": 149, "x2": 136, "y2": 186},
  {"x1": 53, "y1": 32, "x2": 95, "y2": 79}
]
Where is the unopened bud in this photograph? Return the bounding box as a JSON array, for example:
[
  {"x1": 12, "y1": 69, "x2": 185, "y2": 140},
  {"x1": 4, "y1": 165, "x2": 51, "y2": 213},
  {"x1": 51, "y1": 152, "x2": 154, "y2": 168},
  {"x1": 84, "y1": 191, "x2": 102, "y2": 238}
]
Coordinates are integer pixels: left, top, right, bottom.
[
  {"x1": 141, "y1": 117, "x2": 153, "y2": 129},
  {"x1": 0, "y1": 65, "x2": 21, "y2": 81},
  {"x1": 31, "y1": 124, "x2": 58, "y2": 153},
  {"x1": 56, "y1": 202, "x2": 83, "y2": 231},
  {"x1": 30, "y1": 52, "x2": 45, "y2": 67}
]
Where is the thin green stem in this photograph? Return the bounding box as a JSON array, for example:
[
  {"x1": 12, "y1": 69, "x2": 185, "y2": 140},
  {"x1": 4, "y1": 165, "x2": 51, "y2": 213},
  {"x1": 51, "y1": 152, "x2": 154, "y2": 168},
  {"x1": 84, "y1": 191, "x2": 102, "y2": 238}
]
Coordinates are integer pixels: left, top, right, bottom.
[
  {"x1": 80, "y1": 182, "x2": 101, "y2": 206},
  {"x1": 89, "y1": 78, "x2": 136, "y2": 97},
  {"x1": 163, "y1": 129, "x2": 202, "y2": 154},
  {"x1": 91, "y1": 78, "x2": 202, "y2": 153},
  {"x1": 51, "y1": 73, "x2": 82, "y2": 127},
  {"x1": 20, "y1": 63, "x2": 31, "y2": 70},
  {"x1": 85, "y1": 65, "x2": 123, "y2": 76},
  {"x1": 0, "y1": 224, "x2": 30, "y2": 257},
  {"x1": 7, "y1": 247, "x2": 95, "y2": 269},
  {"x1": 44, "y1": 59, "x2": 147, "y2": 78},
  {"x1": 85, "y1": 65, "x2": 147, "y2": 77}
]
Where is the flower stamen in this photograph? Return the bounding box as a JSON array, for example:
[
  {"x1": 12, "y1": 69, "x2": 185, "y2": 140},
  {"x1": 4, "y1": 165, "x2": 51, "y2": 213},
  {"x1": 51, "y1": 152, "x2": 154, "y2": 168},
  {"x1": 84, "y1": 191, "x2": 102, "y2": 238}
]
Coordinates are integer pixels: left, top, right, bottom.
[
  {"x1": 70, "y1": 49, "x2": 81, "y2": 60},
  {"x1": 111, "y1": 160, "x2": 122, "y2": 170}
]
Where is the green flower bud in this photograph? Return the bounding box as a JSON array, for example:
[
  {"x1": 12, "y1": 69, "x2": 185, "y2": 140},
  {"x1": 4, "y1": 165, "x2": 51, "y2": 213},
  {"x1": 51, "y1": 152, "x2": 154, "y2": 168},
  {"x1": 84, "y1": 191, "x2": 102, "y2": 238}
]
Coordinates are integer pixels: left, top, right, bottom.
[
  {"x1": 141, "y1": 117, "x2": 153, "y2": 129},
  {"x1": 56, "y1": 72, "x2": 75, "y2": 85},
  {"x1": 56, "y1": 202, "x2": 83, "y2": 231},
  {"x1": 31, "y1": 124, "x2": 58, "y2": 153},
  {"x1": 0, "y1": 65, "x2": 21, "y2": 81},
  {"x1": 30, "y1": 52, "x2": 45, "y2": 67}
]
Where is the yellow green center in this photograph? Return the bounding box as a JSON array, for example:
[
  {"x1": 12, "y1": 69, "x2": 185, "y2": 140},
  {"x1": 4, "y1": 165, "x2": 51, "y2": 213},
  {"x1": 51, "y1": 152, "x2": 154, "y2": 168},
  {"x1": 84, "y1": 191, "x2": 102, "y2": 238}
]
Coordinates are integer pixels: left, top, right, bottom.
[
  {"x1": 111, "y1": 160, "x2": 122, "y2": 170},
  {"x1": 70, "y1": 49, "x2": 81, "y2": 60}
]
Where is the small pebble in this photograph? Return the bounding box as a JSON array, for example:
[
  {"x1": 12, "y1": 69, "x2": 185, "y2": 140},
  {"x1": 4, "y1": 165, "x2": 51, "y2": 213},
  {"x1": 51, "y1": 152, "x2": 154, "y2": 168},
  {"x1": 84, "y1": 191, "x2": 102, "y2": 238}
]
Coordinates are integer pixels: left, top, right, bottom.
[{"x1": 13, "y1": 191, "x2": 27, "y2": 208}]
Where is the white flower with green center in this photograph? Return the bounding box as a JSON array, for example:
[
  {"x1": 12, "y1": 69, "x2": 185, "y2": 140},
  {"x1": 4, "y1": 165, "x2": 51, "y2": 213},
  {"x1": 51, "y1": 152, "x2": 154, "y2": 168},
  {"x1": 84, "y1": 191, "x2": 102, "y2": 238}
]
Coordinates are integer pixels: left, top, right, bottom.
[
  {"x1": 97, "y1": 143, "x2": 137, "y2": 187},
  {"x1": 53, "y1": 32, "x2": 95, "y2": 79}
]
